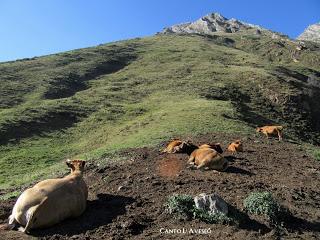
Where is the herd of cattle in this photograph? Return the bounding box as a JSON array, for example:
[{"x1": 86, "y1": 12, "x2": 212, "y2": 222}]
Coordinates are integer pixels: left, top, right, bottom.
[
  {"x1": 161, "y1": 125, "x2": 283, "y2": 172},
  {"x1": 0, "y1": 125, "x2": 283, "y2": 234}
]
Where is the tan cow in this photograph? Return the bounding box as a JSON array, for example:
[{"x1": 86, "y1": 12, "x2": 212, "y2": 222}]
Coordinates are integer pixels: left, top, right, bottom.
[
  {"x1": 8, "y1": 159, "x2": 88, "y2": 233},
  {"x1": 162, "y1": 139, "x2": 197, "y2": 154},
  {"x1": 227, "y1": 140, "x2": 243, "y2": 153},
  {"x1": 188, "y1": 146, "x2": 228, "y2": 171},
  {"x1": 162, "y1": 139, "x2": 183, "y2": 153},
  {"x1": 256, "y1": 125, "x2": 283, "y2": 141}
]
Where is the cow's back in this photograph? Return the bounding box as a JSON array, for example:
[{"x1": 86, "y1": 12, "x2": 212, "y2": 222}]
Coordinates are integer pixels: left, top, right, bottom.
[
  {"x1": 32, "y1": 175, "x2": 87, "y2": 228},
  {"x1": 13, "y1": 175, "x2": 87, "y2": 229}
]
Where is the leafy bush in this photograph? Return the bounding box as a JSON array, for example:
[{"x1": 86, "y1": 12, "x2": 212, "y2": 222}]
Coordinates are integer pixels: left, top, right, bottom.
[
  {"x1": 193, "y1": 208, "x2": 233, "y2": 224},
  {"x1": 243, "y1": 191, "x2": 282, "y2": 223},
  {"x1": 314, "y1": 149, "x2": 320, "y2": 161},
  {"x1": 165, "y1": 194, "x2": 233, "y2": 224},
  {"x1": 165, "y1": 194, "x2": 194, "y2": 220}
]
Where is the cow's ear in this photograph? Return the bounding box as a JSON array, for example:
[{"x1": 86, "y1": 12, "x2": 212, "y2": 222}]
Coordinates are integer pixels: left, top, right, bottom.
[
  {"x1": 81, "y1": 161, "x2": 86, "y2": 168},
  {"x1": 66, "y1": 159, "x2": 72, "y2": 168}
]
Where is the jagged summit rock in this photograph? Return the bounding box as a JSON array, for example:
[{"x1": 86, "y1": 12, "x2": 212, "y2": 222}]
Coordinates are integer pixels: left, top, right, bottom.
[
  {"x1": 162, "y1": 12, "x2": 265, "y2": 35},
  {"x1": 297, "y1": 23, "x2": 320, "y2": 43}
]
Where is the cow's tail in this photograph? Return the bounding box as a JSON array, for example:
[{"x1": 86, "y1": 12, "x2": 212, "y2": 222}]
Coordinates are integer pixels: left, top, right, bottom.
[
  {"x1": 19, "y1": 197, "x2": 47, "y2": 234},
  {"x1": 4, "y1": 214, "x2": 18, "y2": 230},
  {"x1": 18, "y1": 206, "x2": 38, "y2": 233}
]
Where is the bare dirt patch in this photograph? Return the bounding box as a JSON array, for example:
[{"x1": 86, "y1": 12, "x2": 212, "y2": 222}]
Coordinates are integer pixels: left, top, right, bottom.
[
  {"x1": 1, "y1": 133, "x2": 320, "y2": 239},
  {"x1": 157, "y1": 154, "x2": 185, "y2": 178}
]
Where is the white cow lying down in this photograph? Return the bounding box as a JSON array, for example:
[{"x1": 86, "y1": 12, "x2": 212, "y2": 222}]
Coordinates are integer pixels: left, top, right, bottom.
[{"x1": 8, "y1": 159, "x2": 88, "y2": 233}]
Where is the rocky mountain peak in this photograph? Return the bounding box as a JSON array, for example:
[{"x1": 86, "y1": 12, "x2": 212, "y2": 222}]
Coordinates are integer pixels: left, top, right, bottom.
[
  {"x1": 162, "y1": 12, "x2": 265, "y2": 35},
  {"x1": 297, "y1": 23, "x2": 320, "y2": 43}
]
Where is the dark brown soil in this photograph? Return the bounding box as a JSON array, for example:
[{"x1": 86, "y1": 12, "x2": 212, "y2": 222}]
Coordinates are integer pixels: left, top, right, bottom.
[{"x1": 1, "y1": 133, "x2": 320, "y2": 240}]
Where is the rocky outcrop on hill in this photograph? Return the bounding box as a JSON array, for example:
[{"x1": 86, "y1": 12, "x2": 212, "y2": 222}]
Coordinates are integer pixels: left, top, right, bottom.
[
  {"x1": 297, "y1": 23, "x2": 320, "y2": 43},
  {"x1": 162, "y1": 12, "x2": 265, "y2": 35}
]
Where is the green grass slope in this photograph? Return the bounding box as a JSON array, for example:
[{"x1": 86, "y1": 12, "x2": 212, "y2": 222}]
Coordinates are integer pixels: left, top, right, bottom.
[{"x1": 0, "y1": 32, "x2": 320, "y2": 191}]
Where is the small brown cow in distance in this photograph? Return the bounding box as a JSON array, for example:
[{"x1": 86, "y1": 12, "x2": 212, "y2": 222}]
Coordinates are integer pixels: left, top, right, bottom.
[
  {"x1": 256, "y1": 125, "x2": 283, "y2": 141},
  {"x1": 162, "y1": 139, "x2": 197, "y2": 155},
  {"x1": 227, "y1": 140, "x2": 243, "y2": 153}
]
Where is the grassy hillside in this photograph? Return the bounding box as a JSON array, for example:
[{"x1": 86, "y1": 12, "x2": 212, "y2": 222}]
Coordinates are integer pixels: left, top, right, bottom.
[{"x1": 0, "y1": 32, "x2": 320, "y2": 191}]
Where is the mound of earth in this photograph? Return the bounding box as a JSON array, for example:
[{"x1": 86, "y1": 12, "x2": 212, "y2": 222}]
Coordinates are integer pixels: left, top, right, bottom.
[{"x1": 1, "y1": 133, "x2": 320, "y2": 240}]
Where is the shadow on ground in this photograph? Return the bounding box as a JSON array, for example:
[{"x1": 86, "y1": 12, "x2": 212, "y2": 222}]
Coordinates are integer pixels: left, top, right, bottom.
[{"x1": 31, "y1": 193, "x2": 135, "y2": 237}]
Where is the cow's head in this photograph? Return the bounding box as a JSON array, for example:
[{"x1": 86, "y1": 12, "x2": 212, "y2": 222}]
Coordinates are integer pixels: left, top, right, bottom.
[
  {"x1": 66, "y1": 159, "x2": 86, "y2": 173},
  {"x1": 199, "y1": 143, "x2": 223, "y2": 154},
  {"x1": 173, "y1": 141, "x2": 198, "y2": 155},
  {"x1": 207, "y1": 143, "x2": 223, "y2": 154},
  {"x1": 256, "y1": 127, "x2": 263, "y2": 132}
]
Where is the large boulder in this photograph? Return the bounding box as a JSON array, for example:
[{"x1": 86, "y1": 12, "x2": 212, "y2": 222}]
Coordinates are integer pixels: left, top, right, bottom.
[{"x1": 194, "y1": 193, "x2": 228, "y2": 215}]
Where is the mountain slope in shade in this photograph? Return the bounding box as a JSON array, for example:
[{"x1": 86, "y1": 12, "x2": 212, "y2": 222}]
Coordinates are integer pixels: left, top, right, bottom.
[{"x1": 297, "y1": 23, "x2": 320, "y2": 43}]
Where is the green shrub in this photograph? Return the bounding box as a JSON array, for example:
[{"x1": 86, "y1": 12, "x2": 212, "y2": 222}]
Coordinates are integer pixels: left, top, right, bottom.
[
  {"x1": 165, "y1": 194, "x2": 194, "y2": 220},
  {"x1": 193, "y1": 208, "x2": 233, "y2": 224},
  {"x1": 314, "y1": 149, "x2": 320, "y2": 161},
  {"x1": 165, "y1": 194, "x2": 233, "y2": 224},
  {"x1": 243, "y1": 192, "x2": 281, "y2": 223}
]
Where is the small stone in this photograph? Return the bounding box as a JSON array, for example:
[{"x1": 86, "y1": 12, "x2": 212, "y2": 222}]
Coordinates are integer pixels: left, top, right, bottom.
[
  {"x1": 151, "y1": 181, "x2": 161, "y2": 186},
  {"x1": 96, "y1": 167, "x2": 106, "y2": 173},
  {"x1": 117, "y1": 186, "x2": 124, "y2": 191}
]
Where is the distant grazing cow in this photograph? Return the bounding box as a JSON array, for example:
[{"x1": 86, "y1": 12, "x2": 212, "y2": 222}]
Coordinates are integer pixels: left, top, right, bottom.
[
  {"x1": 188, "y1": 146, "x2": 228, "y2": 171},
  {"x1": 256, "y1": 125, "x2": 283, "y2": 141},
  {"x1": 227, "y1": 140, "x2": 243, "y2": 153},
  {"x1": 162, "y1": 139, "x2": 197, "y2": 154},
  {"x1": 8, "y1": 160, "x2": 88, "y2": 233}
]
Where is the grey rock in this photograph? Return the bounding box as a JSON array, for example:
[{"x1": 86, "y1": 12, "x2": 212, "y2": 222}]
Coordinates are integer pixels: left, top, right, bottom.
[
  {"x1": 255, "y1": 29, "x2": 262, "y2": 35},
  {"x1": 162, "y1": 12, "x2": 265, "y2": 35},
  {"x1": 297, "y1": 23, "x2": 320, "y2": 43},
  {"x1": 194, "y1": 193, "x2": 228, "y2": 215}
]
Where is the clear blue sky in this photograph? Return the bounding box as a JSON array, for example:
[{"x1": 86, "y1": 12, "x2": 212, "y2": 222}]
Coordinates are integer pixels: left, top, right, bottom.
[{"x1": 0, "y1": 0, "x2": 319, "y2": 62}]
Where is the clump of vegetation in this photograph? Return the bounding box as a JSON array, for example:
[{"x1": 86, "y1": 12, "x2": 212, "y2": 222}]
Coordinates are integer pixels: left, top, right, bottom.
[
  {"x1": 193, "y1": 207, "x2": 233, "y2": 224},
  {"x1": 165, "y1": 194, "x2": 194, "y2": 220},
  {"x1": 313, "y1": 149, "x2": 320, "y2": 161},
  {"x1": 0, "y1": 190, "x2": 21, "y2": 201},
  {"x1": 165, "y1": 194, "x2": 233, "y2": 224},
  {"x1": 243, "y1": 191, "x2": 284, "y2": 224}
]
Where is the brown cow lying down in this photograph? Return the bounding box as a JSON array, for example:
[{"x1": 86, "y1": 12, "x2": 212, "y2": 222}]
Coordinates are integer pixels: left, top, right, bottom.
[
  {"x1": 188, "y1": 144, "x2": 228, "y2": 171},
  {"x1": 256, "y1": 125, "x2": 283, "y2": 141},
  {"x1": 162, "y1": 139, "x2": 197, "y2": 154},
  {"x1": 8, "y1": 160, "x2": 88, "y2": 233},
  {"x1": 227, "y1": 140, "x2": 243, "y2": 152}
]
